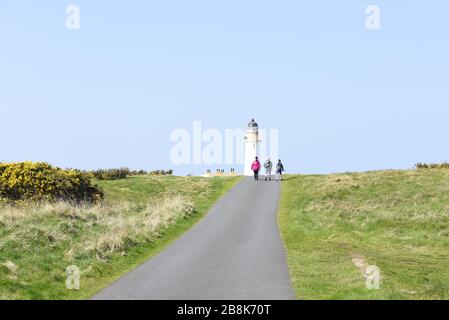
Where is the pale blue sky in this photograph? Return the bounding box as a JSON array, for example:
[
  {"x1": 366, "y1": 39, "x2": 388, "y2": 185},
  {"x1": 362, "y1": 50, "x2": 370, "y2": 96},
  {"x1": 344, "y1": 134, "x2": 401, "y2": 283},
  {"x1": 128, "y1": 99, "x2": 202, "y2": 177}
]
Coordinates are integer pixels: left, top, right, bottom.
[{"x1": 1, "y1": 1, "x2": 448, "y2": 175}]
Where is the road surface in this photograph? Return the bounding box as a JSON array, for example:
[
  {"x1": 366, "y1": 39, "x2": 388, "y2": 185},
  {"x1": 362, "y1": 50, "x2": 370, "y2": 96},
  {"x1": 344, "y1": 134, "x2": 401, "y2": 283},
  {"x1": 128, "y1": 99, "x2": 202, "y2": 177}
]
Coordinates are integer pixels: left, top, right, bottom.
[{"x1": 92, "y1": 177, "x2": 295, "y2": 300}]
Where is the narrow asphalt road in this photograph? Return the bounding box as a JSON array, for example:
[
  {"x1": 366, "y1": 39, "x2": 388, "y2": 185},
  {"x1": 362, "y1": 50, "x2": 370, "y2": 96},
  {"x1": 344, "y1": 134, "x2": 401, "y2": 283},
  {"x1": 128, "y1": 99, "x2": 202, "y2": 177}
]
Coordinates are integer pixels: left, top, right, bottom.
[{"x1": 92, "y1": 177, "x2": 295, "y2": 300}]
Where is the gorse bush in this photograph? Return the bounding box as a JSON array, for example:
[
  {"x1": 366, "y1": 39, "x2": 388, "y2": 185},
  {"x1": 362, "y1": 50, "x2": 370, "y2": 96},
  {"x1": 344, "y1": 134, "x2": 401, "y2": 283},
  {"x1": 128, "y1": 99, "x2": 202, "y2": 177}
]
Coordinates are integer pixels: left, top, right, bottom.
[
  {"x1": 415, "y1": 162, "x2": 449, "y2": 169},
  {"x1": 0, "y1": 162, "x2": 103, "y2": 202}
]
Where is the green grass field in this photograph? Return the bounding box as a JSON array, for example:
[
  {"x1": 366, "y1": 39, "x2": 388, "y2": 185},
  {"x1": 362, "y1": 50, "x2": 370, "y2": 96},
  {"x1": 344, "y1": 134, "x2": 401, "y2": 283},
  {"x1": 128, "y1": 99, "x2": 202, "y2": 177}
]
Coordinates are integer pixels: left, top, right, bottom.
[
  {"x1": 278, "y1": 170, "x2": 449, "y2": 300},
  {"x1": 0, "y1": 175, "x2": 240, "y2": 300}
]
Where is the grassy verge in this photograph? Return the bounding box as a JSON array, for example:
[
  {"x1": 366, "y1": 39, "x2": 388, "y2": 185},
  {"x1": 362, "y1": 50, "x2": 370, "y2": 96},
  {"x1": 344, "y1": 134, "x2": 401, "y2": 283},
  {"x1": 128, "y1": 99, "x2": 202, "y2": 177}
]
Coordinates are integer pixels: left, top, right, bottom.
[
  {"x1": 278, "y1": 170, "x2": 449, "y2": 300},
  {"x1": 0, "y1": 175, "x2": 241, "y2": 300}
]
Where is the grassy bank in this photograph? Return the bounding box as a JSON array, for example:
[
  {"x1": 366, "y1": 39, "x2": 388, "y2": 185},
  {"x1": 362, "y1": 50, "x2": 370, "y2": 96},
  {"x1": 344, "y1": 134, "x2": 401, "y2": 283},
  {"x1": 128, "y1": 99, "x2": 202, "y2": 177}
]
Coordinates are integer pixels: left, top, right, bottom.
[
  {"x1": 278, "y1": 170, "x2": 449, "y2": 300},
  {"x1": 0, "y1": 175, "x2": 240, "y2": 299}
]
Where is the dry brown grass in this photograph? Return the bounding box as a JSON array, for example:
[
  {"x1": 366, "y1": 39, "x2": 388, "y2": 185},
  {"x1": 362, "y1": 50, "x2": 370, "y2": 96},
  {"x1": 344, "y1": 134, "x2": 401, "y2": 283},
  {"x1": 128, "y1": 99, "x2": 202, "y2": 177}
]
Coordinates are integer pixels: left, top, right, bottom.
[{"x1": 0, "y1": 196, "x2": 194, "y2": 260}]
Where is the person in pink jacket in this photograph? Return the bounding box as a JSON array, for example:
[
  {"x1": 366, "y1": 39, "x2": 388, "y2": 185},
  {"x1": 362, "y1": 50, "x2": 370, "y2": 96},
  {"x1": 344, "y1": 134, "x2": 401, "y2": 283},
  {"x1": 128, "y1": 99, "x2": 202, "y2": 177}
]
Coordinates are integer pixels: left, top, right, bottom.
[{"x1": 251, "y1": 157, "x2": 261, "y2": 181}]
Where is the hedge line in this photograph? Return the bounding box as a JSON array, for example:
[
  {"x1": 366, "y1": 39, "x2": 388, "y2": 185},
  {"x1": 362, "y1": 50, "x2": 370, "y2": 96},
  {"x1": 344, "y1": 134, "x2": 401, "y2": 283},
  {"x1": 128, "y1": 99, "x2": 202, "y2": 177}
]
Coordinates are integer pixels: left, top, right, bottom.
[
  {"x1": 89, "y1": 168, "x2": 173, "y2": 180},
  {"x1": 415, "y1": 162, "x2": 449, "y2": 169}
]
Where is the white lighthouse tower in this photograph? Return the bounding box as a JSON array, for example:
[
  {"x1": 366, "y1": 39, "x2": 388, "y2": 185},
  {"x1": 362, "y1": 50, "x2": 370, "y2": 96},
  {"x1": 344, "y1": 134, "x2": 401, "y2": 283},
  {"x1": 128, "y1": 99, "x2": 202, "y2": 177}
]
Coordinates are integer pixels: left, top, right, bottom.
[{"x1": 244, "y1": 119, "x2": 260, "y2": 176}]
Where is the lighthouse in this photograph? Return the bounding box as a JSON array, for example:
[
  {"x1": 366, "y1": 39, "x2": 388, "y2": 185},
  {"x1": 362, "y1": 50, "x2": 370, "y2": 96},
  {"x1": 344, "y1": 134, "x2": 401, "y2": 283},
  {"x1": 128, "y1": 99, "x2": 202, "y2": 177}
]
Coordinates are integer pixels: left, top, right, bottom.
[{"x1": 244, "y1": 119, "x2": 260, "y2": 176}]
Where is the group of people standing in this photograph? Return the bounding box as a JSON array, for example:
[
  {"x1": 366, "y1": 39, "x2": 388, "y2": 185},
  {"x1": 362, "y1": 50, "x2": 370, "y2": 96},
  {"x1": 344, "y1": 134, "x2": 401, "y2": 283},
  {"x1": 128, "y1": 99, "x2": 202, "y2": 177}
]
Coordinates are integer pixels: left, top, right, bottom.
[{"x1": 251, "y1": 157, "x2": 285, "y2": 181}]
